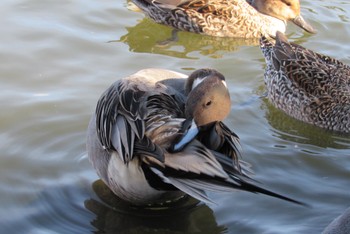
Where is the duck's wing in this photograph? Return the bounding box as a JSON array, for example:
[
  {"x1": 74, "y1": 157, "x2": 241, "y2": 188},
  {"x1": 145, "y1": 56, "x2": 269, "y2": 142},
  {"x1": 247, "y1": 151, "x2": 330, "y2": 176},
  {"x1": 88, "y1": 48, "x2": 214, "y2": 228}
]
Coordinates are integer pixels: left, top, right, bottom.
[
  {"x1": 131, "y1": 0, "x2": 189, "y2": 11},
  {"x1": 171, "y1": 0, "x2": 253, "y2": 16},
  {"x1": 136, "y1": 0, "x2": 209, "y2": 9},
  {"x1": 143, "y1": 140, "x2": 305, "y2": 205},
  {"x1": 196, "y1": 122, "x2": 247, "y2": 175},
  {"x1": 280, "y1": 33, "x2": 350, "y2": 100},
  {"x1": 134, "y1": 0, "x2": 238, "y2": 15},
  {"x1": 95, "y1": 81, "x2": 164, "y2": 164},
  {"x1": 145, "y1": 140, "x2": 241, "y2": 204},
  {"x1": 261, "y1": 32, "x2": 350, "y2": 101},
  {"x1": 155, "y1": 140, "x2": 233, "y2": 203},
  {"x1": 275, "y1": 32, "x2": 350, "y2": 69}
]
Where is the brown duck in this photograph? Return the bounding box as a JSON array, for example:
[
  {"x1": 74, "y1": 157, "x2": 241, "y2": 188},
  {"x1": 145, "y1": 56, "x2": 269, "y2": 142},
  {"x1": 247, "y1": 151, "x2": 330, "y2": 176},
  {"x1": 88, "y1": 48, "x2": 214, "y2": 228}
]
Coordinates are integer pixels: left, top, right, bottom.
[
  {"x1": 260, "y1": 31, "x2": 350, "y2": 133},
  {"x1": 130, "y1": 0, "x2": 315, "y2": 38}
]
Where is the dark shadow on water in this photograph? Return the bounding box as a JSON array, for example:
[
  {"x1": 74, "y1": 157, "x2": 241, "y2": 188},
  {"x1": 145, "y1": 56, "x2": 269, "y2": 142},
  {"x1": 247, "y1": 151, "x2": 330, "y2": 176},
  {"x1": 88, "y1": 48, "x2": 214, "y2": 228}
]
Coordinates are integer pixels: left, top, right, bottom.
[
  {"x1": 85, "y1": 180, "x2": 226, "y2": 234},
  {"x1": 115, "y1": 18, "x2": 259, "y2": 59},
  {"x1": 260, "y1": 97, "x2": 350, "y2": 150}
]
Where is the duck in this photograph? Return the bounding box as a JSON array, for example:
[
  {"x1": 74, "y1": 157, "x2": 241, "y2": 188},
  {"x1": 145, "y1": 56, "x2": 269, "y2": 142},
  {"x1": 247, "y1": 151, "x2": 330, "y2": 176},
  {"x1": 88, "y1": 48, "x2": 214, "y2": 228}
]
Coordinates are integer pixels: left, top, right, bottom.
[
  {"x1": 260, "y1": 31, "x2": 350, "y2": 133},
  {"x1": 323, "y1": 207, "x2": 350, "y2": 234},
  {"x1": 87, "y1": 68, "x2": 305, "y2": 206},
  {"x1": 129, "y1": 0, "x2": 316, "y2": 38}
]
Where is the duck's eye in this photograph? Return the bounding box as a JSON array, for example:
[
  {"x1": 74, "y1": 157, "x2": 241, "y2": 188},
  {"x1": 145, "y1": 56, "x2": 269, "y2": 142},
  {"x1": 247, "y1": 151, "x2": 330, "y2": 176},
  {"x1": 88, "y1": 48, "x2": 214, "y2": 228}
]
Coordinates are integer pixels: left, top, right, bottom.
[{"x1": 205, "y1": 101, "x2": 212, "y2": 106}]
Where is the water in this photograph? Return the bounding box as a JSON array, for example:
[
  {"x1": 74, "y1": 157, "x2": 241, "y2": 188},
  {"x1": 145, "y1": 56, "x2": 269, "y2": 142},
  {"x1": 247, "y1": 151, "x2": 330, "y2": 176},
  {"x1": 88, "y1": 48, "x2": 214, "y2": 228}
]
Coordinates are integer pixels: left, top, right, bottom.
[{"x1": 1, "y1": 0, "x2": 350, "y2": 233}]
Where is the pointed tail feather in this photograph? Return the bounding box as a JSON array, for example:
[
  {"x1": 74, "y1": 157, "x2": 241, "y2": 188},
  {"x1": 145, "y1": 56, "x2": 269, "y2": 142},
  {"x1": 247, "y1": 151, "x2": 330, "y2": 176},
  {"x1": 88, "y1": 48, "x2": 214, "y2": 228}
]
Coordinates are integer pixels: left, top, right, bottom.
[{"x1": 233, "y1": 178, "x2": 309, "y2": 207}]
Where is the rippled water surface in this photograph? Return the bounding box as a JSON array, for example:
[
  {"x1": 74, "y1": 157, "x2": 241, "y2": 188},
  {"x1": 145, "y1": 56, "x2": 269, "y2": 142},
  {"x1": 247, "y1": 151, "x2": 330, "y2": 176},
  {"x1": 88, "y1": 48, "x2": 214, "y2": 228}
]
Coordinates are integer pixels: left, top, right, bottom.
[{"x1": 1, "y1": 1, "x2": 350, "y2": 233}]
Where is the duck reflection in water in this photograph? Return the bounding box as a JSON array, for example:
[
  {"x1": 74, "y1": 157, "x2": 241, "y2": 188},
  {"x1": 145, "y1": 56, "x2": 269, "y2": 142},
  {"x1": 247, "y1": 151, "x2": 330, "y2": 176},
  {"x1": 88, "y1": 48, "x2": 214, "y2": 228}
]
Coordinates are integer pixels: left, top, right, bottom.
[
  {"x1": 261, "y1": 98, "x2": 350, "y2": 149},
  {"x1": 85, "y1": 180, "x2": 226, "y2": 234},
  {"x1": 116, "y1": 17, "x2": 259, "y2": 59}
]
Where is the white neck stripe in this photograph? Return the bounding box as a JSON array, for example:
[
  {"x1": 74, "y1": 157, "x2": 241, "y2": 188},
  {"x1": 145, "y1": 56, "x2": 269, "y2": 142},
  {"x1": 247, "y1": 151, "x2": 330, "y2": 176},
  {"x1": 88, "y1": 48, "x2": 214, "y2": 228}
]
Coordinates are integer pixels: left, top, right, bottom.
[{"x1": 191, "y1": 76, "x2": 207, "y2": 90}]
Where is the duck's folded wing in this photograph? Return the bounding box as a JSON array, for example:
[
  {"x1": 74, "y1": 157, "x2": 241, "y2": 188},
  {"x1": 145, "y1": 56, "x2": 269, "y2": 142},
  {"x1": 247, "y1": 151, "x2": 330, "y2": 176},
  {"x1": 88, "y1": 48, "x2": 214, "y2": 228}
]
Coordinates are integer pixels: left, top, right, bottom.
[
  {"x1": 263, "y1": 33, "x2": 347, "y2": 98},
  {"x1": 277, "y1": 58, "x2": 350, "y2": 103},
  {"x1": 138, "y1": 0, "x2": 231, "y2": 14},
  {"x1": 95, "y1": 82, "x2": 148, "y2": 164},
  {"x1": 133, "y1": 0, "x2": 188, "y2": 10},
  {"x1": 144, "y1": 140, "x2": 234, "y2": 203},
  {"x1": 216, "y1": 122, "x2": 241, "y2": 159},
  {"x1": 274, "y1": 32, "x2": 350, "y2": 69},
  {"x1": 197, "y1": 122, "x2": 243, "y2": 174},
  {"x1": 211, "y1": 150, "x2": 254, "y2": 180},
  {"x1": 142, "y1": 140, "x2": 306, "y2": 206},
  {"x1": 143, "y1": 0, "x2": 208, "y2": 9}
]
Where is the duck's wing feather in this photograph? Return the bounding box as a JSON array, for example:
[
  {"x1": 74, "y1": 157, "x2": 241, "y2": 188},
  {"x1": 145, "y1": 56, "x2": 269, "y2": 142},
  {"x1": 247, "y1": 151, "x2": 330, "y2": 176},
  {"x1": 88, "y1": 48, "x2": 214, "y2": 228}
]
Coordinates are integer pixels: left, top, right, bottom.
[
  {"x1": 145, "y1": 140, "x2": 237, "y2": 204},
  {"x1": 274, "y1": 32, "x2": 350, "y2": 69},
  {"x1": 96, "y1": 81, "x2": 163, "y2": 164},
  {"x1": 139, "y1": 0, "x2": 209, "y2": 9},
  {"x1": 136, "y1": 0, "x2": 238, "y2": 16},
  {"x1": 132, "y1": 0, "x2": 187, "y2": 11},
  {"x1": 262, "y1": 32, "x2": 350, "y2": 101},
  {"x1": 143, "y1": 140, "x2": 305, "y2": 205},
  {"x1": 281, "y1": 34, "x2": 349, "y2": 98},
  {"x1": 197, "y1": 122, "x2": 243, "y2": 174}
]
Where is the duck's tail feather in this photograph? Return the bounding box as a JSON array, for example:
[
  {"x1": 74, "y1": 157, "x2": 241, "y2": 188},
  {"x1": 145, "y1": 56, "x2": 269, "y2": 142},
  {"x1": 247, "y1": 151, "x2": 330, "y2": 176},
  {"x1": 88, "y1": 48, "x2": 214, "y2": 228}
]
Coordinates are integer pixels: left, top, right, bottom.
[
  {"x1": 231, "y1": 177, "x2": 309, "y2": 207},
  {"x1": 151, "y1": 164, "x2": 308, "y2": 206},
  {"x1": 213, "y1": 150, "x2": 308, "y2": 206}
]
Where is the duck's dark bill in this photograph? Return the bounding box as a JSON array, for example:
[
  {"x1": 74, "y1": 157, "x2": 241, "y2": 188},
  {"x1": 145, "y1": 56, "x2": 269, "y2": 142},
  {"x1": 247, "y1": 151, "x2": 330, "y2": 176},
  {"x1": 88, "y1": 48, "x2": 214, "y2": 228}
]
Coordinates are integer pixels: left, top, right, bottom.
[{"x1": 292, "y1": 15, "x2": 316, "y2": 34}]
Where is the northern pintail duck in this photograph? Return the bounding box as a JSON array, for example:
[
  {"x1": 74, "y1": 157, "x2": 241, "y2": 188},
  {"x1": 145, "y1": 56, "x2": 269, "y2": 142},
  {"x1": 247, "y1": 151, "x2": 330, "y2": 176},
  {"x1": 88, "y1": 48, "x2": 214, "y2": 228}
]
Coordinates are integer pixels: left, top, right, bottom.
[
  {"x1": 260, "y1": 32, "x2": 350, "y2": 133},
  {"x1": 87, "y1": 68, "x2": 304, "y2": 205},
  {"x1": 130, "y1": 0, "x2": 316, "y2": 38}
]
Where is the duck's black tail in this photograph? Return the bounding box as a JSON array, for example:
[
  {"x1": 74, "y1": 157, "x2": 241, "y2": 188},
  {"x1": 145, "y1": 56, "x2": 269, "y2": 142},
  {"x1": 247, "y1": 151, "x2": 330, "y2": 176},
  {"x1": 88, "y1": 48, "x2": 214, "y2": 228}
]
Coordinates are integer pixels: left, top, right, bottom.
[{"x1": 213, "y1": 151, "x2": 309, "y2": 207}]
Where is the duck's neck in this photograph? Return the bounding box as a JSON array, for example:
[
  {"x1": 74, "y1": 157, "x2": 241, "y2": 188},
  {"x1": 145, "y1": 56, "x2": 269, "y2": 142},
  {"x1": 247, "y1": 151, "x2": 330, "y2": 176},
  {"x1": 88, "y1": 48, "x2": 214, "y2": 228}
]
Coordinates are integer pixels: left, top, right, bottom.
[
  {"x1": 249, "y1": 0, "x2": 286, "y2": 36},
  {"x1": 249, "y1": 0, "x2": 287, "y2": 24},
  {"x1": 248, "y1": 0, "x2": 257, "y2": 9}
]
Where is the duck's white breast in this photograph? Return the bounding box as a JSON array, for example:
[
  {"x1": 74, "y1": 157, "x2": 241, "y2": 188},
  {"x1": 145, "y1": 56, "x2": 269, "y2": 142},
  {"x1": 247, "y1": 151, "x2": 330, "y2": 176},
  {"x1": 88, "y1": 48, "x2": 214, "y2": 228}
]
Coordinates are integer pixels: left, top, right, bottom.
[{"x1": 107, "y1": 152, "x2": 163, "y2": 203}]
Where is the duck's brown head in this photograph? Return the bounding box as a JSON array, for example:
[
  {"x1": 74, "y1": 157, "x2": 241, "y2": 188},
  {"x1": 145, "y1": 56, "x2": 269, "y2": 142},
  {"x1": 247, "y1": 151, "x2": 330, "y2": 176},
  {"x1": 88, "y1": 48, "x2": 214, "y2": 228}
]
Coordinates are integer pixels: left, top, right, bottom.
[
  {"x1": 172, "y1": 69, "x2": 231, "y2": 151},
  {"x1": 253, "y1": 0, "x2": 316, "y2": 34}
]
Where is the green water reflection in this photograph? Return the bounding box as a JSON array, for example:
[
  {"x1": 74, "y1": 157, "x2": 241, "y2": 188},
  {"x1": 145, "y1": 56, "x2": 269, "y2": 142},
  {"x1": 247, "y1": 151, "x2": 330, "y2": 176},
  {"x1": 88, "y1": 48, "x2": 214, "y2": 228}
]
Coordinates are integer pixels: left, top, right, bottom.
[{"x1": 118, "y1": 18, "x2": 259, "y2": 59}]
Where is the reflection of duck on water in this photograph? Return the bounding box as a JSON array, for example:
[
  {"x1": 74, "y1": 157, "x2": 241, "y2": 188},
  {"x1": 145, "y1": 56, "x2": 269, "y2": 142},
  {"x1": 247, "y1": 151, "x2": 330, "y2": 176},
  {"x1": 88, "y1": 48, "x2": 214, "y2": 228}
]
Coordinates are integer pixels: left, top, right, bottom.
[
  {"x1": 85, "y1": 180, "x2": 226, "y2": 234},
  {"x1": 260, "y1": 97, "x2": 350, "y2": 149},
  {"x1": 117, "y1": 17, "x2": 259, "y2": 59}
]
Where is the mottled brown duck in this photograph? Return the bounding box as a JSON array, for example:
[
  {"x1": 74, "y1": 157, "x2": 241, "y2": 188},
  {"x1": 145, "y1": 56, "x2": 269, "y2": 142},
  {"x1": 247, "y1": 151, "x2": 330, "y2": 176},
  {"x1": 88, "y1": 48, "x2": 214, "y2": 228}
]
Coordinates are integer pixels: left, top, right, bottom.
[
  {"x1": 260, "y1": 31, "x2": 350, "y2": 133},
  {"x1": 130, "y1": 0, "x2": 315, "y2": 38}
]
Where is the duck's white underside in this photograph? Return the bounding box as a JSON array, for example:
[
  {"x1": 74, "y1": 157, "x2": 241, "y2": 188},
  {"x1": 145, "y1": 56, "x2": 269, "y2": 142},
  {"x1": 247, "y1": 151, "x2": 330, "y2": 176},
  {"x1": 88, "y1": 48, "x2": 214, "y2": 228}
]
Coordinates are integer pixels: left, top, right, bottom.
[
  {"x1": 107, "y1": 152, "x2": 165, "y2": 204},
  {"x1": 106, "y1": 151, "x2": 186, "y2": 205}
]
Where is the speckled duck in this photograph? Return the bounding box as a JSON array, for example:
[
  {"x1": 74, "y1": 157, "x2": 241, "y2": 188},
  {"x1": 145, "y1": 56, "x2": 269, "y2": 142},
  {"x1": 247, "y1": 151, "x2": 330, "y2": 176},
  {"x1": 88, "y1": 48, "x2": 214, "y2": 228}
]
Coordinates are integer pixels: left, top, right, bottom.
[
  {"x1": 260, "y1": 31, "x2": 350, "y2": 133},
  {"x1": 130, "y1": 0, "x2": 315, "y2": 38}
]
